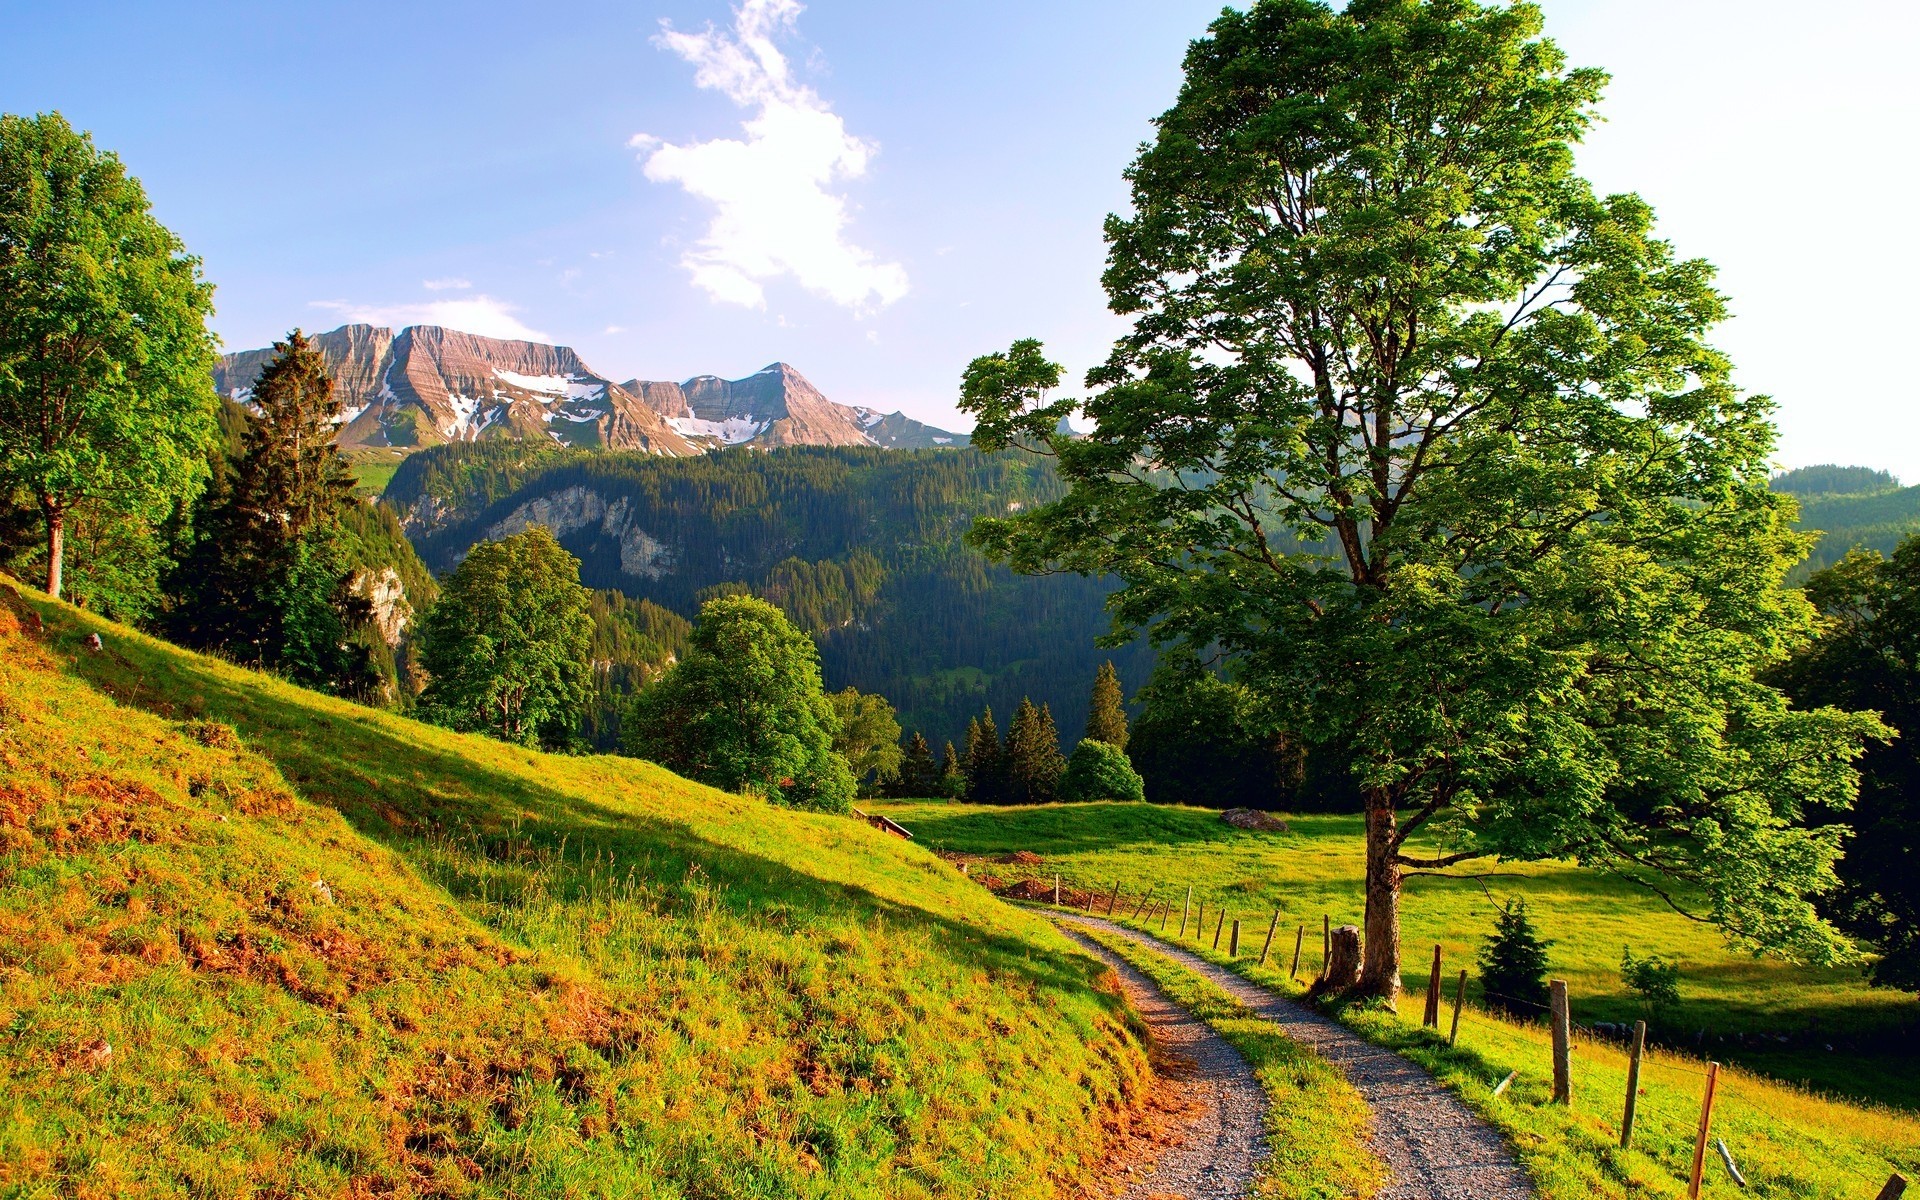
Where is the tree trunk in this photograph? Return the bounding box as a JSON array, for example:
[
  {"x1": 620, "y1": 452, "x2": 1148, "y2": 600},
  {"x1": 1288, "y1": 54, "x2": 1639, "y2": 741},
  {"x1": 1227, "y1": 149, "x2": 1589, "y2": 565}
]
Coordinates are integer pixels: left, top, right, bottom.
[
  {"x1": 1314, "y1": 924, "x2": 1362, "y2": 995},
  {"x1": 42, "y1": 501, "x2": 63, "y2": 599},
  {"x1": 1359, "y1": 788, "x2": 1402, "y2": 1000}
]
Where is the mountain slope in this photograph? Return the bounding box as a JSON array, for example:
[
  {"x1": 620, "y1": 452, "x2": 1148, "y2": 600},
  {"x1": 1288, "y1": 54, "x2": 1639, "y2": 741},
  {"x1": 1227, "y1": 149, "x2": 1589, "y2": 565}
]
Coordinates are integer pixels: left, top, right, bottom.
[
  {"x1": 384, "y1": 444, "x2": 1155, "y2": 746},
  {"x1": 214, "y1": 325, "x2": 965, "y2": 455},
  {"x1": 0, "y1": 577, "x2": 1150, "y2": 1197}
]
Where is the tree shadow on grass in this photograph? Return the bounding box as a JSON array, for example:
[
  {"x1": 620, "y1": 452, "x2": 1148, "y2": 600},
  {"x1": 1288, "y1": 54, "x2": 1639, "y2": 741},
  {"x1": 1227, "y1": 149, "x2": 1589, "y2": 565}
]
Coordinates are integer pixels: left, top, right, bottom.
[
  {"x1": 892, "y1": 799, "x2": 1274, "y2": 855},
  {"x1": 14, "y1": 587, "x2": 1118, "y2": 1014}
]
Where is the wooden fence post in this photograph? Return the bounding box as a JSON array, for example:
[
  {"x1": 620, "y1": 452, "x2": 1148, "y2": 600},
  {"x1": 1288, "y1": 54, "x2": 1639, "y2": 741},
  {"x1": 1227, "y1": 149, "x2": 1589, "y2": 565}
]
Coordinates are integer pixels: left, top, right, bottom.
[
  {"x1": 1689, "y1": 1062, "x2": 1720, "y2": 1200},
  {"x1": 1053, "y1": 874, "x2": 1060, "y2": 906},
  {"x1": 1876, "y1": 1173, "x2": 1908, "y2": 1200},
  {"x1": 1322, "y1": 914, "x2": 1330, "y2": 972},
  {"x1": 1195, "y1": 903, "x2": 1204, "y2": 940},
  {"x1": 1449, "y1": 969, "x2": 1467, "y2": 1046},
  {"x1": 1105, "y1": 880, "x2": 1121, "y2": 916},
  {"x1": 1424, "y1": 944, "x2": 1444, "y2": 1027},
  {"x1": 1290, "y1": 925, "x2": 1304, "y2": 979},
  {"x1": 1160, "y1": 900, "x2": 1171, "y2": 932},
  {"x1": 1132, "y1": 887, "x2": 1154, "y2": 920},
  {"x1": 1180, "y1": 887, "x2": 1192, "y2": 938},
  {"x1": 1259, "y1": 910, "x2": 1280, "y2": 965},
  {"x1": 1230, "y1": 919, "x2": 1241, "y2": 957},
  {"x1": 1549, "y1": 979, "x2": 1571, "y2": 1106},
  {"x1": 1213, "y1": 910, "x2": 1226, "y2": 950},
  {"x1": 1620, "y1": 1020, "x2": 1646, "y2": 1150}
]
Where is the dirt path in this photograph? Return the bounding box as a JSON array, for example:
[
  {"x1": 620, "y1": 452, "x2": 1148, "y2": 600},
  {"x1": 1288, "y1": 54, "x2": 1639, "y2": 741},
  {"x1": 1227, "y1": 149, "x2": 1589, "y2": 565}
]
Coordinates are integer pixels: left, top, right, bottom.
[
  {"x1": 1058, "y1": 925, "x2": 1268, "y2": 1199},
  {"x1": 1062, "y1": 914, "x2": 1534, "y2": 1200}
]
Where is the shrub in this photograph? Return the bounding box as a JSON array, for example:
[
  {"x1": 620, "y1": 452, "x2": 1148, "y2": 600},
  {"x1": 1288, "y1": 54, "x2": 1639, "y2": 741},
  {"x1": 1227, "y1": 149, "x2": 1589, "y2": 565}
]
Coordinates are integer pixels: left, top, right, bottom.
[
  {"x1": 1621, "y1": 947, "x2": 1682, "y2": 1014},
  {"x1": 1478, "y1": 899, "x2": 1553, "y2": 1017},
  {"x1": 1058, "y1": 739, "x2": 1145, "y2": 803}
]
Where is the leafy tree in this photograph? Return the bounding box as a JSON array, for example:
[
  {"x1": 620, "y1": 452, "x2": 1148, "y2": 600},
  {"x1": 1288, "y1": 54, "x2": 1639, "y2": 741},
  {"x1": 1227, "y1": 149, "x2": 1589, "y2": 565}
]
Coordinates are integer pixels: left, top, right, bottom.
[
  {"x1": 893, "y1": 731, "x2": 942, "y2": 798},
  {"x1": 1128, "y1": 650, "x2": 1318, "y2": 810},
  {"x1": 1478, "y1": 900, "x2": 1553, "y2": 1018},
  {"x1": 166, "y1": 332, "x2": 375, "y2": 693},
  {"x1": 624, "y1": 594, "x2": 854, "y2": 812},
  {"x1": 963, "y1": 707, "x2": 1009, "y2": 805},
  {"x1": 1085, "y1": 660, "x2": 1129, "y2": 750},
  {"x1": 829, "y1": 686, "x2": 904, "y2": 796},
  {"x1": 1619, "y1": 948, "x2": 1682, "y2": 1016},
  {"x1": 1006, "y1": 697, "x2": 1066, "y2": 805},
  {"x1": 1059, "y1": 739, "x2": 1145, "y2": 803},
  {"x1": 1773, "y1": 544, "x2": 1920, "y2": 991},
  {"x1": 940, "y1": 741, "x2": 964, "y2": 798},
  {"x1": 959, "y1": 0, "x2": 1879, "y2": 997},
  {"x1": 420, "y1": 527, "x2": 592, "y2": 746},
  {"x1": 0, "y1": 112, "x2": 219, "y2": 601}
]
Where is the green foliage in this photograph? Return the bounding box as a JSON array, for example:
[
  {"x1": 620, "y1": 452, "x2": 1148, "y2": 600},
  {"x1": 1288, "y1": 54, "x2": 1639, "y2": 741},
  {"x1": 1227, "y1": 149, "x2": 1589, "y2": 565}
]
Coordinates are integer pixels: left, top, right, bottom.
[
  {"x1": 386, "y1": 443, "x2": 1155, "y2": 745},
  {"x1": 1620, "y1": 947, "x2": 1682, "y2": 1015},
  {"x1": 828, "y1": 686, "x2": 903, "y2": 796},
  {"x1": 0, "y1": 111, "x2": 219, "y2": 601},
  {"x1": 579, "y1": 588, "x2": 691, "y2": 750},
  {"x1": 958, "y1": 0, "x2": 1882, "y2": 988},
  {"x1": 963, "y1": 707, "x2": 1009, "y2": 805},
  {"x1": 1005, "y1": 697, "x2": 1065, "y2": 805},
  {"x1": 1058, "y1": 739, "x2": 1145, "y2": 803},
  {"x1": 1084, "y1": 660, "x2": 1128, "y2": 750},
  {"x1": 164, "y1": 332, "x2": 378, "y2": 695},
  {"x1": 1772, "y1": 464, "x2": 1900, "y2": 498},
  {"x1": 419, "y1": 527, "x2": 592, "y2": 746},
  {"x1": 939, "y1": 740, "x2": 964, "y2": 798},
  {"x1": 892, "y1": 730, "x2": 942, "y2": 798},
  {"x1": 1478, "y1": 900, "x2": 1553, "y2": 1018},
  {"x1": 624, "y1": 595, "x2": 854, "y2": 812},
  {"x1": 1773, "y1": 542, "x2": 1920, "y2": 991},
  {"x1": 1127, "y1": 651, "x2": 1318, "y2": 811}
]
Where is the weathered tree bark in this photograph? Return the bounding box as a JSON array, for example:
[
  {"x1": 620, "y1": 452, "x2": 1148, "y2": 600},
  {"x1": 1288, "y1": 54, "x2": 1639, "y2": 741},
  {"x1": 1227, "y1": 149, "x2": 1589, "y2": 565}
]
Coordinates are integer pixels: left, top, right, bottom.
[
  {"x1": 42, "y1": 502, "x2": 63, "y2": 599},
  {"x1": 1316, "y1": 924, "x2": 1362, "y2": 994},
  {"x1": 1359, "y1": 789, "x2": 1402, "y2": 1000}
]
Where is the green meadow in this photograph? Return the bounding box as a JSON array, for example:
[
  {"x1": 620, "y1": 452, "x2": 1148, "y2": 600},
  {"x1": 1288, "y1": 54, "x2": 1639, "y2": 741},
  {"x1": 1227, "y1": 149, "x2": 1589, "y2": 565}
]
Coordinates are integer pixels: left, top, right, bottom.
[{"x1": 870, "y1": 799, "x2": 1920, "y2": 1111}]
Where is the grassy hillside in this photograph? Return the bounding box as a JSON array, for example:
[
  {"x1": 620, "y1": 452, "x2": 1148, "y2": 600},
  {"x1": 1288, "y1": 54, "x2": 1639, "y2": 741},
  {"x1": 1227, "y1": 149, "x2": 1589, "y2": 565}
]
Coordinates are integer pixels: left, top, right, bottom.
[
  {"x1": 0, "y1": 577, "x2": 1154, "y2": 1198},
  {"x1": 872, "y1": 801, "x2": 1920, "y2": 1110}
]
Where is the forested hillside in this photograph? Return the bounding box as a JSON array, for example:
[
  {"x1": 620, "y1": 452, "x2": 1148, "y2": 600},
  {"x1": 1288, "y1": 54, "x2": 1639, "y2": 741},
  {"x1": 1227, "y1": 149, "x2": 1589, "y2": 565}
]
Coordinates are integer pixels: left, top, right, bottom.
[
  {"x1": 1773, "y1": 464, "x2": 1920, "y2": 580},
  {"x1": 385, "y1": 444, "x2": 1155, "y2": 745}
]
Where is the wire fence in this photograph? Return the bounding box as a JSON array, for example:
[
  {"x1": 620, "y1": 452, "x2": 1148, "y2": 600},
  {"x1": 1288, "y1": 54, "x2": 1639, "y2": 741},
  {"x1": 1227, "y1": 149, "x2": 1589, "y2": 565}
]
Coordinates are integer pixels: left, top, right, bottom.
[{"x1": 963, "y1": 862, "x2": 1916, "y2": 1200}]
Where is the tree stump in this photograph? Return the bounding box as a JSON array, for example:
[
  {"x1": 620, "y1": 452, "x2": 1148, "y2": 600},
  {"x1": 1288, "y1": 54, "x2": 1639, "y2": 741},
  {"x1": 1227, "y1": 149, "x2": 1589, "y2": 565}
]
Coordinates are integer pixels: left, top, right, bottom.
[{"x1": 1313, "y1": 924, "x2": 1362, "y2": 995}]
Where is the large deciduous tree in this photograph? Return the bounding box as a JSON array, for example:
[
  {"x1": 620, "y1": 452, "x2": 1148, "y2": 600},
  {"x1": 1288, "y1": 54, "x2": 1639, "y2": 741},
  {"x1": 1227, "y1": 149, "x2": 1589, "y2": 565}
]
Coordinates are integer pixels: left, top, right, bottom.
[
  {"x1": 960, "y1": 0, "x2": 1880, "y2": 997},
  {"x1": 624, "y1": 594, "x2": 855, "y2": 812},
  {"x1": 0, "y1": 111, "x2": 218, "y2": 601},
  {"x1": 420, "y1": 527, "x2": 592, "y2": 746},
  {"x1": 828, "y1": 686, "x2": 905, "y2": 796}
]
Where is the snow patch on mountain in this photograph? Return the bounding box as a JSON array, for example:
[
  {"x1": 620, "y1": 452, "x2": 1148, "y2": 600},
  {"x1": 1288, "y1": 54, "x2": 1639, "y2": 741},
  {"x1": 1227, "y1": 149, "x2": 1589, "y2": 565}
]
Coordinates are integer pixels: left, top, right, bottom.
[
  {"x1": 667, "y1": 415, "x2": 769, "y2": 445},
  {"x1": 493, "y1": 369, "x2": 605, "y2": 401}
]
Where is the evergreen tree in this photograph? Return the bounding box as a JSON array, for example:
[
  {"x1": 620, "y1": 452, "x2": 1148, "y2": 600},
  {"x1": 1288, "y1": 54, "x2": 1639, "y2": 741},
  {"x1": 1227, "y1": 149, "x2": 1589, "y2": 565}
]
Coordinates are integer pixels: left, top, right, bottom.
[
  {"x1": 963, "y1": 708, "x2": 1009, "y2": 804},
  {"x1": 166, "y1": 331, "x2": 374, "y2": 693},
  {"x1": 1085, "y1": 660, "x2": 1129, "y2": 750},
  {"x1": 894, "y1": 731, "x2": 941, "y2": 798},
  {"x1": 1006, "y1": 697, "x2": 1066, "y2": 805},
  {"x1": 940, "y1": 741, "x2": 964, "y2": 798},
  {"x1": 1478, "y1": 900, "x2": 1554, "y2": 1018}
]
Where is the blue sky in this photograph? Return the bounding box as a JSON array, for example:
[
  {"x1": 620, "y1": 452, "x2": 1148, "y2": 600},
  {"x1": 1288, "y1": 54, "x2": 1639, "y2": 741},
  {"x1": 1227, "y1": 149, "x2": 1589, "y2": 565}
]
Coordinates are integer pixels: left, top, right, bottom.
[{"x1": 3, "y1": 1, "x2": 1916, "y2": 475}]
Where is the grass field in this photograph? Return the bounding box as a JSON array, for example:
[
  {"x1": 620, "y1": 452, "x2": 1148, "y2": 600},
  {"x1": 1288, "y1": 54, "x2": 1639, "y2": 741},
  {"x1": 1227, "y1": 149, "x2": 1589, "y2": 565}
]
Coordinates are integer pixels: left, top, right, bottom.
[
  {"x1": 870, "y1": 800, "x2": 1920, "y2": 1111},
  {"x1": 341, "y1": 446, "x2": 410, "y2": 497},
  {"x1": 1089, "y1": 908, "x2": 1920, "y2": 1200},
  {"x1": 0, "y1": 579, "x2": 1156, "y2": 1198}
]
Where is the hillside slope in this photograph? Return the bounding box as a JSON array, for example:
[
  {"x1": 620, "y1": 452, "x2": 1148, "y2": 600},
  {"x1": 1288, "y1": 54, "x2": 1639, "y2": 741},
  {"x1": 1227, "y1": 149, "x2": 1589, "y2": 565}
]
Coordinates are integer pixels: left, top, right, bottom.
[{"x1": 0, "y1": 578, "x2": 1151, "y2": 1198}]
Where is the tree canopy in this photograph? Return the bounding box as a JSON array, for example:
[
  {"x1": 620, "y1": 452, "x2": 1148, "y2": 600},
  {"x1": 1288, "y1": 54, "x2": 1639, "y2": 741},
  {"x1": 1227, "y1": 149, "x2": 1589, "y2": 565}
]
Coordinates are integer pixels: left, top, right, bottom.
[
  {"x1": 1059, "y1": 739, "x2": 1145, "y2": 804},
  {"x1": 960, "y1": 0, "x2": 1879, "y2": 996},
  {"x1": 0, "y1": 111, "x2": 218, "y2": 602},
  {"x1": 419, "y1": 527, "x2": 592, "y2": 746},
  {"x1": 624, "y1": 594, "x2": 854, "y2": 812},
  {"x1": 828, "y1": 686, "x2": 904, "y2": 796}
]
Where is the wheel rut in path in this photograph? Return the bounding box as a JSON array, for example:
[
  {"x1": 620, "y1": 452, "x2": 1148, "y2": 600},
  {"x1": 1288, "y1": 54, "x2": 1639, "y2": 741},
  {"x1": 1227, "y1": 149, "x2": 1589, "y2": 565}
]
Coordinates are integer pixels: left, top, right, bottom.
[
  {"x1": 1057, "y1": 925, "x2": 1268, "y2": 1199},
  {"x1": 1060, "y1": 914, "x2": 1535, "y2": 1200}
]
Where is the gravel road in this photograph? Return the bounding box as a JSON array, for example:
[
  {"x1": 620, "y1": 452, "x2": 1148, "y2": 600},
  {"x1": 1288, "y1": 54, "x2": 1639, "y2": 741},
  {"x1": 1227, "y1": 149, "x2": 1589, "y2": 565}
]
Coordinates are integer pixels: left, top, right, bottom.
[
  {"x1": 1058, "y1": 924, "x2": 1269, "y2": 1199},
  {"x1": 1062, "y1": 913, "x2": 1535, "y2": 1200}
]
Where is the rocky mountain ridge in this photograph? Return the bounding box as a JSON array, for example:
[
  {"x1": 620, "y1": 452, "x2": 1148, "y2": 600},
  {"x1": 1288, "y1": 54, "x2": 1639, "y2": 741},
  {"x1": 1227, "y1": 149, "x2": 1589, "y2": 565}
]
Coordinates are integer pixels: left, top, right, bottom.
[{"x1": 213, "y1": 324, "x2": 964, "y2": 455}]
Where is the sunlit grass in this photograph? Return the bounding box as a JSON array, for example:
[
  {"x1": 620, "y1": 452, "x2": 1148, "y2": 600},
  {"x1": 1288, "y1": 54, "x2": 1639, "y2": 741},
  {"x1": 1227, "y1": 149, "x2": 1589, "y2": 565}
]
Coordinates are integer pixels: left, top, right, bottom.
[{"x1": 0, "y1": 579, "x2": 1152, "y2": 1197}]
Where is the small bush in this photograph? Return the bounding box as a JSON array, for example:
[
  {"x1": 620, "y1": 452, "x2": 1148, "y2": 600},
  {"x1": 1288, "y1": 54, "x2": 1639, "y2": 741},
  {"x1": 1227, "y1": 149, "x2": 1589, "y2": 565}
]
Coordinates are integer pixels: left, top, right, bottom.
[
  {"x1": 183, "y1": 719, "x2": 242, "y2": 751},
  {"x1": 1621, "y1": 947, "x2": 1681, "y2": 1014},
  {"x1": 1478, "y1": 899, "x2": 1552, "y2": 1017},
  {"x1": 1058, "y1": 739, "x2": 1145, "y2": 803}
]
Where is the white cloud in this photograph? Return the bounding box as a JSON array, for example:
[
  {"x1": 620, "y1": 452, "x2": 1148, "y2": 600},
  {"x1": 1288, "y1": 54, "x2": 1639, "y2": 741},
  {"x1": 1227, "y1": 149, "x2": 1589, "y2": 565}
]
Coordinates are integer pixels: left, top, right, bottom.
[
  {"x1": 604, "y1": 324, "x2": 627, "y2": 334},
  {"x1": 311, "y1": 295, "x2": 549, "y2": 342},
  {"x1": 422, "y1": 277, "x2": 472, "y2": 291},
  {"x1": 635, "y1": 0, "x2": 908, "y2": 312}
]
